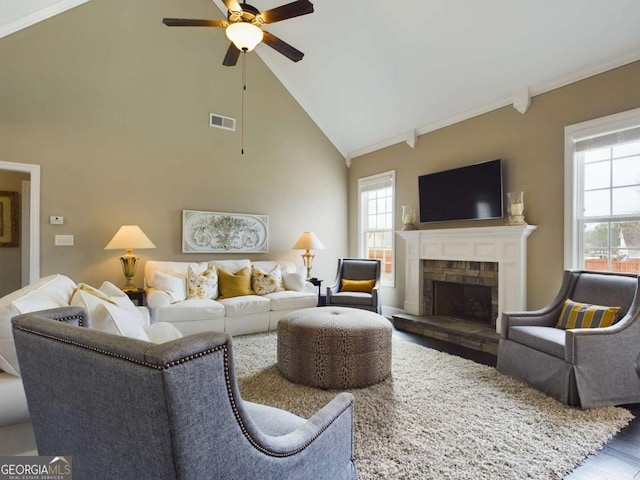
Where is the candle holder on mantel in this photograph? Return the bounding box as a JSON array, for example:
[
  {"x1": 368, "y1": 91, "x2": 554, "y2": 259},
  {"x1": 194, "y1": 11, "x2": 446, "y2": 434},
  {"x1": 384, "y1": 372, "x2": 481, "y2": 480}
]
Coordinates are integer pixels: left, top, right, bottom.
[
  {"x1": 507, "y1": 191, "x2": 527, "y2": 225},
  {"x1": 402, "y1": 205, "x2": 417, "y2": 230}
]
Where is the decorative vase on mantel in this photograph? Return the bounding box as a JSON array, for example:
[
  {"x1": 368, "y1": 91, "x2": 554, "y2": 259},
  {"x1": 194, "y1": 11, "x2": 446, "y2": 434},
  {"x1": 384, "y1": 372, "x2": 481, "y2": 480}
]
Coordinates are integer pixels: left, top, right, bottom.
[
  {"x1": 507, "y1": 192, "x2": 527, "y2": 225},
  {"x1": 402, "y1": 205, "x2": 416, "y2": 230}
]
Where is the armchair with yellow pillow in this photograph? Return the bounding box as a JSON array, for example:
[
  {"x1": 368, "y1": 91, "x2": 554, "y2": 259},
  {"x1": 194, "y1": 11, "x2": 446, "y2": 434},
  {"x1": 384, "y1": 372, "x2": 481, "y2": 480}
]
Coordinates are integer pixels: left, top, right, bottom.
[
  {"x1": 326, "y1": 258, "x2": 381, "y2": 313},
  {"x1": 497, "y1": 270, "x2": 640, "y2": 408}
]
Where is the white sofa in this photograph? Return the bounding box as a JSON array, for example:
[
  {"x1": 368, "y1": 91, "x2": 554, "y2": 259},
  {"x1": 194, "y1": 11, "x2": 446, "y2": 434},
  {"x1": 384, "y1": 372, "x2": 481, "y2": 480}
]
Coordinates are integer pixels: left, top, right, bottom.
[
  {"x1": 0, "y1": 274, "x2": 183, "y2": 456},
  {"x1": 144, "y1": 259, "x2": 318, "y2": 336}
]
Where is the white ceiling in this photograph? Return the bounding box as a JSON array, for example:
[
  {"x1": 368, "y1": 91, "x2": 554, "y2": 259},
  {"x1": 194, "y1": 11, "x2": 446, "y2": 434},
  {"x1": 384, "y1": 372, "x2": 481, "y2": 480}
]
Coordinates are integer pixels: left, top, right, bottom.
[
  {"x1": 0, "y1": 0, "x2": 89, "y2": 39},
  {"x1": 4, "y1": 0, "x2": 640, "y2": 161}
]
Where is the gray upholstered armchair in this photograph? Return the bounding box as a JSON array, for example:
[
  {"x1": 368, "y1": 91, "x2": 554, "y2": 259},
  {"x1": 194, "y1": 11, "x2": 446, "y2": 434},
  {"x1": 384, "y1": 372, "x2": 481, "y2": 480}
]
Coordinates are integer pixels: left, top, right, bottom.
[
  {"x1": 12, "y1": 308, "x2": 358, "y2": 480},
  {"x1": 497, "y1": 270, "x2": 640, "y2": 409},
  {"x1": 326, "y1": 258, "x2": 381, "y2": 313}
]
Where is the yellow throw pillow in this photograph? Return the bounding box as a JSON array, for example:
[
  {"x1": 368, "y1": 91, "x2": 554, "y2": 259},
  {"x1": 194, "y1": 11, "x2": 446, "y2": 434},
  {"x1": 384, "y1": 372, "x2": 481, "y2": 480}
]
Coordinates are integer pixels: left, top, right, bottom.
[
  {"x1": 218, "y1": 267, "x2": 254, "y2": 298},
  {"x1": 556, "y1": 299, "x2": 621, "y2": 329},
  {"x1": 340, "y1": 278, "x2": 376, "y2": 294}
]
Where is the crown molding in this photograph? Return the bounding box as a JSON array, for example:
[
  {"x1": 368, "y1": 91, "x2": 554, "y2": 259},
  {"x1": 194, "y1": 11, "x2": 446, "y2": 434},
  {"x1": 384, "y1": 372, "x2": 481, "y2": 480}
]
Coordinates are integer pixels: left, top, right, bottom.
[
  {"x1": 348, "y1": 48, "x2": 640, "y2": 160},
  {"x1": 0, "y1": 0, "x2": 90, "y2": 39}
]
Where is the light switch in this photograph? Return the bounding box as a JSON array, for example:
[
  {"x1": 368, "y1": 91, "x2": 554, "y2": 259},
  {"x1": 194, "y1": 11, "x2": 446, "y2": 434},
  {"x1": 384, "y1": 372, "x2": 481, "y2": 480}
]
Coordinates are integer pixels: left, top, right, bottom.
[{"x1": 55, "y1": 235, "x2": 74, "y2": 246}]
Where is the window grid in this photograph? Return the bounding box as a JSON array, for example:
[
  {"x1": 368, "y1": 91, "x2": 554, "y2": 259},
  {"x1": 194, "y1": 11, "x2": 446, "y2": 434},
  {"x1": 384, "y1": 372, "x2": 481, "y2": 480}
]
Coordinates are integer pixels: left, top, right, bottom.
[
  {"x1": 578, "y1": 140, "x2": 640, "y2": 273},
  {"x1": 358, "y1": 171, "x2": 395, "y2": 287}
]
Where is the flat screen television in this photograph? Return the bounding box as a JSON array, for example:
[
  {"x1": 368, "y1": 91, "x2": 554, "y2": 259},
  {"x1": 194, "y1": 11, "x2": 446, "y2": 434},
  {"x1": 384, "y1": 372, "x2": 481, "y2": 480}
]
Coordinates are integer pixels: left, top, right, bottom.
[{"x1": 418, "y1": 159, "x2": 503, "y2": 223}]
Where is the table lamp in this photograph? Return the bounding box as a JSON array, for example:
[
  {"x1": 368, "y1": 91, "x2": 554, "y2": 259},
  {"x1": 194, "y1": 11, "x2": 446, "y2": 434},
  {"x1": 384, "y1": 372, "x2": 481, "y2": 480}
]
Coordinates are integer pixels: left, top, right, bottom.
[
  {"x1": 293, "y1": 231, "x2": 325, "y2": 280},
  {"x1": 105, "y1": 225, "x2": 156, "y2": 291}
]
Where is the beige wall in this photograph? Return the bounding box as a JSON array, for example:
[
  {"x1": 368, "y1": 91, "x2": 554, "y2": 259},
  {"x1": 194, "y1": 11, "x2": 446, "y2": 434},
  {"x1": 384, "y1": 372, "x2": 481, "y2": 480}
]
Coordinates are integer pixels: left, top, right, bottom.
[
  {"x1": 0, "y1": 0, "x2": 347, "y2": 288},
  {"x1": 0, "y1": 171, "x2": 28, "y2": 296},
  {"x1": 349, "y1": 61, "x2": 640, "y2": 311}
]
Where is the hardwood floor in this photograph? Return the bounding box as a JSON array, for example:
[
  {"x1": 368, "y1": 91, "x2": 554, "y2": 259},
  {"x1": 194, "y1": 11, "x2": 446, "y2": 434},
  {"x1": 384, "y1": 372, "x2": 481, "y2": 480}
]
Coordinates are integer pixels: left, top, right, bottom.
[{"x1": 393, "y1": 328, "x2": 640, "y2": 480}]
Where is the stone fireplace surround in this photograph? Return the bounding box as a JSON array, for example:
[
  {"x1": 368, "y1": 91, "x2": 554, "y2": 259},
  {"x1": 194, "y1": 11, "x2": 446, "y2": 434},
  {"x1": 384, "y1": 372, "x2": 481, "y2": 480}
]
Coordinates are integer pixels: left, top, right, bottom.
[
  {"x1": 425, "y1": 260, "x2": 498, "y2": 327},
  {"x1": 397, "y1": 225, "x2": 537, "y2": 334}
]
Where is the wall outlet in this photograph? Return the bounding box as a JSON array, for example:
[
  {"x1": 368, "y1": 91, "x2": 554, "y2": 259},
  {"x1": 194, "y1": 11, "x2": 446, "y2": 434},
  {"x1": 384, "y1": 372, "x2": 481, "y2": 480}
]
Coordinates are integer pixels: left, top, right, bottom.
[
  {"x1": 55, "y1": 235, "x2": 74, "y2": 246},
  {"x1": 50, "y1": 216, "x2": 64, "y2": 225}
]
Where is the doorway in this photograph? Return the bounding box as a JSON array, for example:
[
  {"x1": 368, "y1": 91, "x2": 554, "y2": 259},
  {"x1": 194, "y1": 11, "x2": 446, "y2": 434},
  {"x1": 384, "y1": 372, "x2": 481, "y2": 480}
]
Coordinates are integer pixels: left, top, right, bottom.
[{"x1": 0, "y1": 161, "x2": 40, "y2": 288}]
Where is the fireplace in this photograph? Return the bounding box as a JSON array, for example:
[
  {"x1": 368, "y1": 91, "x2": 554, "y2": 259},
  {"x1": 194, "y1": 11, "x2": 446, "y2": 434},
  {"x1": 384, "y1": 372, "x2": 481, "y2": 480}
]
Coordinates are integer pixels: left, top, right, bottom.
[
  {"x1": 424, "y1": 260, "x2": 498, "y2": 327},
  {"x1": 397, "y1": 225, "x2": 537, "y2": 333},
  {"x1": 434, "y1": 282, "x2": 493, "y2": 326}
]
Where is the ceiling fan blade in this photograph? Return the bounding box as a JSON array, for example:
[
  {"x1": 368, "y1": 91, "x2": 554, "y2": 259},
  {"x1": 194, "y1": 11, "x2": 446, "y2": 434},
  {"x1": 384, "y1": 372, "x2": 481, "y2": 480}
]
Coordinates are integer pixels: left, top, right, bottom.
[
  {"x1": 223, "y1": 0, "x2": 242, "y2": 12},
  {"x1": 262, "y1": 31, "x2": 304, "y2": 62},
  {"x1": 259, "y1": 0, "x2": 314, "y2": 24},
  {"x1": 223, "y1": 43, "x2": 241, "y2": 66},
  {"x1": 163, "y1": 18, "x2": 228, "y2": 28}
]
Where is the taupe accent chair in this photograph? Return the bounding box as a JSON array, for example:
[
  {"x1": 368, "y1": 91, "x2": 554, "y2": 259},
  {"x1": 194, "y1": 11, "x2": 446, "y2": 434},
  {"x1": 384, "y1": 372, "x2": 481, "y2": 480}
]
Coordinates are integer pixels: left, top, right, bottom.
[
  {"x1": 497, "y1": 270, "x2": 640, "y2": 409},
  {"x1": 326, "y1": 258, "x2": 382, "y2": 313},
  {"x1": 12, "y1": 307, "x2": 357, "y2": 480}
]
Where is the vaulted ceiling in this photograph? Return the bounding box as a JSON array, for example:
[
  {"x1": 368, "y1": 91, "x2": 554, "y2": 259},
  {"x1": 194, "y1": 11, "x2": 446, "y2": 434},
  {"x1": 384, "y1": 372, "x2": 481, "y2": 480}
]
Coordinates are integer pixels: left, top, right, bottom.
[{"x1": 4, "y1": 0, "x2": 640, "y2": 161}]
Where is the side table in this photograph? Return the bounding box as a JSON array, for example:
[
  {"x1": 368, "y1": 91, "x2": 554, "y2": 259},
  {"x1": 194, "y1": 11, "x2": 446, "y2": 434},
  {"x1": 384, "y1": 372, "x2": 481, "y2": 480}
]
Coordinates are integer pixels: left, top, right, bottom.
[
  {"x1": 309, "y1": 278, "x2": 325, "y2": 306},
  {"x1": 124, "y1": 288, "x2": 145, "y2": 306}
]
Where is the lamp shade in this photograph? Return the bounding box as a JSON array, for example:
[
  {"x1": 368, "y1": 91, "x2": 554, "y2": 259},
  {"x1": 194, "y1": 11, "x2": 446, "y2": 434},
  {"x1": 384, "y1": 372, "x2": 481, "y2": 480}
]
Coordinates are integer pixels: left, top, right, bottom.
[
  {"x1": 105, "y1": 225, "x2": 156, "y2": 251},
  {"x1": 226, "y1": 22, "x2": 264, "y2": 52},
  {"x1": 293, "y1": 231, "x2": 325, "y2": 251}
]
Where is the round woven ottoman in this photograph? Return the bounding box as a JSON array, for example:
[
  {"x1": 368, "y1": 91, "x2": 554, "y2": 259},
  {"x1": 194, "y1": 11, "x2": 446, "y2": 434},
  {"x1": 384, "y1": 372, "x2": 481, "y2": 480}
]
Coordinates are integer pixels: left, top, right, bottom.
[{"x1": 277, "y1": 306, "x2": 392, "y2": 389}]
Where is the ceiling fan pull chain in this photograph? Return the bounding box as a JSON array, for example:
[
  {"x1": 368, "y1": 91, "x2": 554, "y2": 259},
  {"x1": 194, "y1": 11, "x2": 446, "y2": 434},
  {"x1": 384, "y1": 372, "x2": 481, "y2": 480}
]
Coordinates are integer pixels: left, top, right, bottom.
[{"x1": 241, "y1": 52, "x2": 246, "y2": 155}]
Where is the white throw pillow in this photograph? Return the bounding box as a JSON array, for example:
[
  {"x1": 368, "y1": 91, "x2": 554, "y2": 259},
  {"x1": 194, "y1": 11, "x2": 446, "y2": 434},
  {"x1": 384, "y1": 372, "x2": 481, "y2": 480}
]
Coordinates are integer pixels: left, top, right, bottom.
[
  {"x1": 70, "y1": 282, "x2": 142, "y2": 324},
  {"x1": 151, "y1": 271, "x2": 187, "y2": 303},
  {"x1": 91, "y1": 303, "x2": 149, "y2": 341},
  {"x1": 0, "y1": 274, "x2": 77, "y2": 377},
  {"x1": 283, "y1": 267, "x2": 307, "y2": 291}
]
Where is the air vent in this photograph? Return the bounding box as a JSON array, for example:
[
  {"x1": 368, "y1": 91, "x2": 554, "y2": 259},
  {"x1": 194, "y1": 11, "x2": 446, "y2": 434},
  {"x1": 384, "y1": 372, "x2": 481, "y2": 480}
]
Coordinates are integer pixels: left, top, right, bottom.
[{"x1": 209, "y1": 113, "x2": 236, "y2": 131}]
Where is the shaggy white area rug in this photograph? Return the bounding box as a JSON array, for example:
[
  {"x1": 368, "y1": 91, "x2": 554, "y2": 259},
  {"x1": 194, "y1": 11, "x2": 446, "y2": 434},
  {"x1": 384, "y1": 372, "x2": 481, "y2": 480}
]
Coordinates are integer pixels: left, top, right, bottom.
[{"x1": 232, "y1": 332, "x2": 634, "y2": 480}]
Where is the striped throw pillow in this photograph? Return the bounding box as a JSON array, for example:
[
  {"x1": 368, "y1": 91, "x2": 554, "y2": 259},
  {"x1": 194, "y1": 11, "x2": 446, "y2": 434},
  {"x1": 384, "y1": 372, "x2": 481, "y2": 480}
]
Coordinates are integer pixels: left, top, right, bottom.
[{"x1": 556, "y1": 299, "x2": 621, "y2": 329}]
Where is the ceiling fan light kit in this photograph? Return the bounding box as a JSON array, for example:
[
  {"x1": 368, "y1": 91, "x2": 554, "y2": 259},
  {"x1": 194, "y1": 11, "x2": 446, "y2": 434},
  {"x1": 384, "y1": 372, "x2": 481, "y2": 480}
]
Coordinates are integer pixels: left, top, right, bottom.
[
  {"x1": 226, "y1": 22, "x2": 263, "y2": 52},
  {"x1": 162, "y1": 0, "x2": 314, "y2": 66}
]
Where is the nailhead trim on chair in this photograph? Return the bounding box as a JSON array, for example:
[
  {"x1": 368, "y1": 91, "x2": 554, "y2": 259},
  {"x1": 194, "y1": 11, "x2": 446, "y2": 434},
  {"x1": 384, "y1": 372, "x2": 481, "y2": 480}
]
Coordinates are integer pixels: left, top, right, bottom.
[
  {"x1": 12, "y1": 324, "x2": 354, "y2": 458},
  {"x1": 221, "y1": 347, "x2": 354, "y2": 458},
  {"x1": 55, "y1": 314, "x2": 85, "y2": 327}
]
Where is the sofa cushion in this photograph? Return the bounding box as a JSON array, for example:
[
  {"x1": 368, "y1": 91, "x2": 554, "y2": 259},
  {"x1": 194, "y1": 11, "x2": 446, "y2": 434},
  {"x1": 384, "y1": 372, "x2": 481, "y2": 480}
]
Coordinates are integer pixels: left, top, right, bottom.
[
  {"x1": 263, "y1": 290, "x2": 317, "y2": 311},
  {"x1": 329, "y1": 291, "x2": 373, "y2": 307},
  {"x1": 187, "y1": 264, "x2": 218, "y2": 300},
  {"x1": 509, "y1": 326, "x2": 566, "y2": 359},
  {"x1": 145, "y1": 260, "x2": 194, "y2": 288},
  {"x1": 92, "y1": 303, "x2": 150, "y2": 341},
  {"x1": 0, "y1": 371, "x2": 30, "y2": 426},
  {"x1": 556, "y1": 299, "x2": 621, "y2": 329},
  {"x1": 251, "y1": 264, "x2": 284, "y2": 295},
  {"x1": 209, "y1": 259, "x2": 251, "y2": 274},
  {"x1": 218, "y1": 267, "x2": 254, "y2": 298},
  {"x1": 0, "y1": 274, "x2": 76, "y2": 377},
  {"x1": 218, "y1": 295, "x2": 270, "y2": 317},
  {"x1": 152, "y1": 299, "x2": 225, "y2": 323},
  {"x1": 151, "y1": 271, "x2": 186, "y2": 303}
]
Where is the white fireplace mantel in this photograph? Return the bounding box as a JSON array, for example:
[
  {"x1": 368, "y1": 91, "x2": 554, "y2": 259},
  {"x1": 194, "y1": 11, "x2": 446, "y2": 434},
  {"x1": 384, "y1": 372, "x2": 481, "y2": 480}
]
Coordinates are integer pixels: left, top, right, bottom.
[{"x1": 397, "y1": 225, "x2": 537, "y2": 333}]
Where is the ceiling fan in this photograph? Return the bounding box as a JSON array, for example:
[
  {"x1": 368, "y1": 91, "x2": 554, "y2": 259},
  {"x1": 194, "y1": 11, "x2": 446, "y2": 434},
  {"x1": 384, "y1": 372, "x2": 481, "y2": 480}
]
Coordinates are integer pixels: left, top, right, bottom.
[{"x1": 163, "y1": 0, "x2": 314, "y2": 67}]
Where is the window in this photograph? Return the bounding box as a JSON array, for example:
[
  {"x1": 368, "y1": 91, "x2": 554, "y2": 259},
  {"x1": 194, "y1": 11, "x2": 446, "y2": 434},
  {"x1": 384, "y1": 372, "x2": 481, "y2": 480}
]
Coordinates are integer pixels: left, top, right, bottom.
[
  {"x1": 358, "y1": 171, "x2": 395, "y2": 287},
  {"x1": 565, "y1": 108, "x2": 640, "y2": 273}
]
